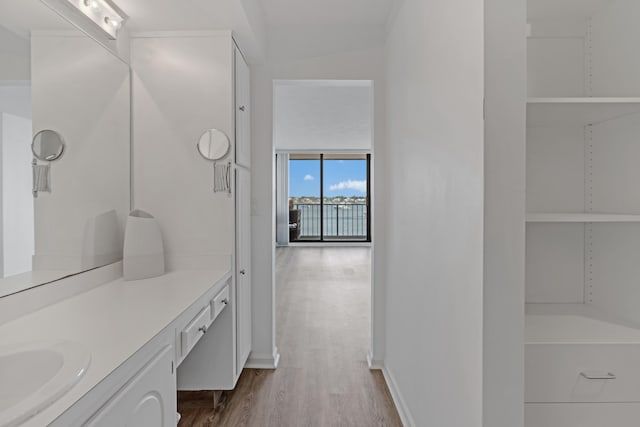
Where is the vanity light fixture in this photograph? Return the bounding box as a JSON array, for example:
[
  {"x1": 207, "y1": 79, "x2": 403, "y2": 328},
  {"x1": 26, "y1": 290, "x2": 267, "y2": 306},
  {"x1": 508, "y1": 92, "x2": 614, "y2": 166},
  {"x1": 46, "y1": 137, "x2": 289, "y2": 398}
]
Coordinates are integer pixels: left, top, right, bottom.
[
  {"x1": 104, "y1": 16, "x2": 121, "y2": 29},
  {"x1": 84, "y1": 0, "x2": 99, "y2": 10},
  {"x1": 66, "y1": 0, "x2": 127, "y2": 40}
]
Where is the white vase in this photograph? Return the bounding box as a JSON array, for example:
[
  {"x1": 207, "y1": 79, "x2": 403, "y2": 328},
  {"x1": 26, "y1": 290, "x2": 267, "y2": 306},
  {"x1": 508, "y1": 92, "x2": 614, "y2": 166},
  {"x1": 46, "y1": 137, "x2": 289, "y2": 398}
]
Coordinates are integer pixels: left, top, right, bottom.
[{"x1": 123, "y1": 210, "x2": 165, "y2": 281}]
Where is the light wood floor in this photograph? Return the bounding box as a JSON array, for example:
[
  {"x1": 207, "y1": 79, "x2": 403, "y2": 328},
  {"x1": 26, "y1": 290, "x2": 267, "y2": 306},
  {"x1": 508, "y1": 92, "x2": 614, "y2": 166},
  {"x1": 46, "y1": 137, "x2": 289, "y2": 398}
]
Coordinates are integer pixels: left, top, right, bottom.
[{"x1": 178, "y1": 247, "x2": 401, "y2": 427}]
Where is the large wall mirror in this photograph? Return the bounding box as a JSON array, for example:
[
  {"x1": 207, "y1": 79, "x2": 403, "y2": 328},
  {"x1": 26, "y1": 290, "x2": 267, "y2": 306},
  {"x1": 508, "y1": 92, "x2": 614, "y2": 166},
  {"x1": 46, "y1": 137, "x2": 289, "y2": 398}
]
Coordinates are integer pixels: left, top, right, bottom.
[{"x1": 0, "y1": 0, "x2": 130, "y2": 297}]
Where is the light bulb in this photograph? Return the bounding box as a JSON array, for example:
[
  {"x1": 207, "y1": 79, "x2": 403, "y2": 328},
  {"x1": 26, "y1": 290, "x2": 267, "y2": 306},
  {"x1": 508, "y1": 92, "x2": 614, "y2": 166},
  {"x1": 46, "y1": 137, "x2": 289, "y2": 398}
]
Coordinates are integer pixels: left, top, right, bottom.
[
  {"x1": 104, "y1": 16, "x2": 121, "y2": 29},
  {"x1": 83, "y1": 0, "x2": 99, "y2": 10}
]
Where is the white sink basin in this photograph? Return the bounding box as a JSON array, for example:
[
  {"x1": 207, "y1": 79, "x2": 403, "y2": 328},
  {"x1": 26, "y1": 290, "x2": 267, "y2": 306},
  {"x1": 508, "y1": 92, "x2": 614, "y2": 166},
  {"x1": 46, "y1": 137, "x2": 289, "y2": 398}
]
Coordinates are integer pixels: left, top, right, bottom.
[{"x1": 0, "y1": 341, "x2": 90, "y2": 427}]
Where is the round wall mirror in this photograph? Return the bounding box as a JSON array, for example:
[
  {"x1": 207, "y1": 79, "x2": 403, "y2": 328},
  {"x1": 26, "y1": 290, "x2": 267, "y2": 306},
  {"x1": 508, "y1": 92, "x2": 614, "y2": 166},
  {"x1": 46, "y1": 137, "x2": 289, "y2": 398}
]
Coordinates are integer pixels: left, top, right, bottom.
[
  {"x1": 197, "y1": 129, "x2": 230, "y2": 161},
  {"x1": 32, "y1": 130, "x2": 65, "y2": 162}
]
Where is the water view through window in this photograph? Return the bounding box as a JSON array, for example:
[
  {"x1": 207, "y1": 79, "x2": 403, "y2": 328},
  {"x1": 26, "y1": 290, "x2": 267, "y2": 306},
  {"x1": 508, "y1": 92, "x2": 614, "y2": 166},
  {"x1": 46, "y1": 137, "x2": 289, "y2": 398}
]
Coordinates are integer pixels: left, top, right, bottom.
[{"x1": 289, "y1": 154, "x2": 369, "y2": 242}]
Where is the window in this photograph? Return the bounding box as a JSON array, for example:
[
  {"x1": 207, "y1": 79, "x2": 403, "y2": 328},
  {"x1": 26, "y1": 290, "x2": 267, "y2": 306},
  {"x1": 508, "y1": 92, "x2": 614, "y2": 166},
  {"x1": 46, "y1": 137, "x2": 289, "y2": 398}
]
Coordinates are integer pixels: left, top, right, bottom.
[{"x1": 289, "y1": 153, "x2": 370, "y2": 242}]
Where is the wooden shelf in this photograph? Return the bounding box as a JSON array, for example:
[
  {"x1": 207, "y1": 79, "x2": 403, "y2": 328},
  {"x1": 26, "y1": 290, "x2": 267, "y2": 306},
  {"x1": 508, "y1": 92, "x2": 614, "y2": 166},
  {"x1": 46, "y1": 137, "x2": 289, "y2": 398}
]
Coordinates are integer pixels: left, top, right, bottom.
[
  {"x1": 527, "y1": 213, "x2": 640, "y2": 223},
  {"x1": 527, "y1": 97, "x2": 640, "y2": 126}
]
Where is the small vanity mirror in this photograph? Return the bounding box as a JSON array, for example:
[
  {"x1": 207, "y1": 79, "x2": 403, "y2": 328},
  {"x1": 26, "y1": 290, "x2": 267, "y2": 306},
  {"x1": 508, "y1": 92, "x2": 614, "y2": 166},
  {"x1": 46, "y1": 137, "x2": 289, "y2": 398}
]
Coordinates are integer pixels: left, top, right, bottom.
[
  {"x1": 197, "y1": 129, "x2": 230, "y2": 161},
  {"x1": 32, "y1": 130, "x2": 65, "y2": 161}
]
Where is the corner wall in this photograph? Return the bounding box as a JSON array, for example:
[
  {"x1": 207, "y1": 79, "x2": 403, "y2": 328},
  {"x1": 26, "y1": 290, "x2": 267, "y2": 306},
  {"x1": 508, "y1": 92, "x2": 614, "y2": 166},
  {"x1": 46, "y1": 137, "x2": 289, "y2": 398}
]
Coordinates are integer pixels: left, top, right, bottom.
[
  {"x1": 483, "y1": 0, "x2": 526, "y2": 425},
  {"x1": 383, "y1": 0, "x2": 485, "y2": 425}
]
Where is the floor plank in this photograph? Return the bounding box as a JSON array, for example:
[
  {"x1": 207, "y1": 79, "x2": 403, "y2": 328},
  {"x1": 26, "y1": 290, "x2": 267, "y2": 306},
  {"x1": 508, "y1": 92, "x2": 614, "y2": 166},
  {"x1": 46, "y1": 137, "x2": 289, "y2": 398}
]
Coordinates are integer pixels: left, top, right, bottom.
[{"x1": 178, "y1": 247, "x2": 401, "y2": 427}]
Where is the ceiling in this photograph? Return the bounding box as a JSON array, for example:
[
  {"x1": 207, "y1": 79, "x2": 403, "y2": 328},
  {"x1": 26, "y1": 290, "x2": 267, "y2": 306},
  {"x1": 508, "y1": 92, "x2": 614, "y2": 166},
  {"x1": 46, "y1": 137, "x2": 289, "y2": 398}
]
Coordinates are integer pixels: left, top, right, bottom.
[
  {"x1": 262, "y1": 0, "x2": 395, "y2": 27},
  {"x1": 115, "y1": 0, "x2": 266, "y2": 61},
  {"x1": 113, "y1": 0, "x2": 397, "y2": 62},
  {"x1": 117, "y1": 0, "x2": 248, "y2": 31},
  {"x1": 1, "y1": 0, "x2": 397, "y2": 63},
  {"x1": 0, "y1": 0, "x2": 74, "y2": 38}
]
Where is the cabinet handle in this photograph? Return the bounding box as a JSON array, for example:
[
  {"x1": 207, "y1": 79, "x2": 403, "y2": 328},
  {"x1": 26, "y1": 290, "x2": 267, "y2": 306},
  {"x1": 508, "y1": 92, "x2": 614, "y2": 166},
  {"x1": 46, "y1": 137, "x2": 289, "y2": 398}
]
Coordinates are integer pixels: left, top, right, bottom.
[
  {"x1": 198, "y1": 325, "x2": 208, "y2": 334},
  {"x1": 580, "y1": 372, "x2": 616, "y2": 380},
  {"x1": 221, "y1": 298, "x2": 229, "y2": 305},
  {"x1": 239, "y1": 106, "x2": 246, "y2": 112},
  {"x1": 240, "y1": 269, "x2": 246, "y2": 275}
]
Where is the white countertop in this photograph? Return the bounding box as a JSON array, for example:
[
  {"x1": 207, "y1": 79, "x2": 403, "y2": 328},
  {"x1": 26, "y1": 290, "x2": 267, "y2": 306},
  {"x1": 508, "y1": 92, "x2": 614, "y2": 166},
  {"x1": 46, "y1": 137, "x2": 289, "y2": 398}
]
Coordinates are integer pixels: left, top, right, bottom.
[
  {"x1": 0, "y1": 270, "x2": 78, "y2": 298},
  {"x1": 0, "y1": 269, "x2": 230, "y2": 426}
]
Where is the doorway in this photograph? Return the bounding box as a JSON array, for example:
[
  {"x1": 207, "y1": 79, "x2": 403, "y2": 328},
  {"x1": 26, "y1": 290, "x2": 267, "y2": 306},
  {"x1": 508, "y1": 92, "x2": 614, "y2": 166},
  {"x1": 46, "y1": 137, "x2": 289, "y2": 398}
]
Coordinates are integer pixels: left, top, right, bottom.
[{"x1": 272, "y1": 79, "x2": 375, "y2": 370}]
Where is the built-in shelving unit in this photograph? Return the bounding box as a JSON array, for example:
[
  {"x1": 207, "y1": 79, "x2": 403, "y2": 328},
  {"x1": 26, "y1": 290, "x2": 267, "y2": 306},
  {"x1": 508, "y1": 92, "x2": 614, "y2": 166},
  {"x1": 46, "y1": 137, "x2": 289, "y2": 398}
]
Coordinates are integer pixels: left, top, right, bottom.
[
  {"x1": 527, "y1": 98, "x2": 640, "y2": 126},
  {"x1": 526, "y1": 213, "x2": 640, "y2": 223},
  {"x1": 525, "y1": 0, "x2": 640, "y2": 424},
  {"x1": 527, "y1": 0, "x2": 612, "y2": 22}
]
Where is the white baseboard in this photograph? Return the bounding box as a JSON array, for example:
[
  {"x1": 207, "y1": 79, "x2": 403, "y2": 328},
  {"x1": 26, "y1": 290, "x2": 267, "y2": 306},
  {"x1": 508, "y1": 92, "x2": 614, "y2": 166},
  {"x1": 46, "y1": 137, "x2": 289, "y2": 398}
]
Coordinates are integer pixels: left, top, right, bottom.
[
  {"x1": 382, "y1": 365, "x2": 415, "y2": 427},
  {"x1": 367, "y1": 351, "x2": 384, "y2": 370},
  {"x1": 245, "y1": 348, "x2": 280, "y2": 369}
]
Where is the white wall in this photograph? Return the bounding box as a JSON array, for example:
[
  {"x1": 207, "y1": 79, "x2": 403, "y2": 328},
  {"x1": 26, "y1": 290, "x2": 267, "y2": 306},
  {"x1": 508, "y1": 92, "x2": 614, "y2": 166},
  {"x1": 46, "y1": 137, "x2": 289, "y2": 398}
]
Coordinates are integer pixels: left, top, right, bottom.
[
  {"x1": 0, "y1": 85, "x2": 31, "y2": 120},
  {"x1": 383, "y1": 0, "x2": 484, "y2": 425},
  {"x1": 1, "y1": 113, "x2": 34, "y2": 277},
  {"x1": 274, "y1": 81, "x2": 372, "y2": 151},
  {"x1": 484, "y1": 0, "x2": 526, "y2": 425},
  {"x1": 31, "y1": 32, "x2": 130, "y2": 271},
  {"x1": 590, "y1": 0, "x2": 640, "y2": 96},
  {"x1": 0, "y1": 26, "x2": 29, "y2": 81},
  {"x1": 131, "y1": 33, "x2": 235, "y2": 270},
  {"x1": 251, "y1": 46, "x2": 386, "y2": 367}
]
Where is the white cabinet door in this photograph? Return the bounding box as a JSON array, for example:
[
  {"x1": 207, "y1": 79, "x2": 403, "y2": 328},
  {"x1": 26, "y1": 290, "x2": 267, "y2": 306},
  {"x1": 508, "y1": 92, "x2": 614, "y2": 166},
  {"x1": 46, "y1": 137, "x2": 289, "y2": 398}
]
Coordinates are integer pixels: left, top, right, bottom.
[
  {"x1": 235, "y1": 47, "x2": 251, "y2": 168},
  {"x1": 87, "y1": 346, "x2": 176, "y2": 427},
  {"x1": 236, "y1": 167, "x2": 252, "y2": 370}
]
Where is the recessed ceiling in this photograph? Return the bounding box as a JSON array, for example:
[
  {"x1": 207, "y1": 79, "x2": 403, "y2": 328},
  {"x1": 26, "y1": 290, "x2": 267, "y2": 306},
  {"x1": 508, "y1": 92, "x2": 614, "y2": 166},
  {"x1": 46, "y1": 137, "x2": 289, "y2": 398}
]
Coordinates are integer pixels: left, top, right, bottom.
[
  {"x1": 115, "y1": 0, "x2": 242, "y2": 31},
  {"x1": 0, "y1": 0, "x2": 74, "y2": 38},
  {"x1": 1, "y1": 0, "x2": 396, "y2": 63},
  {"x1": 262, "y1": 0, "x2": 396, "y2": 27},
  {"x1": 115, "y1": 0, "x2": 394, "y2": 33},
  {"x1": 264, "y1": 0, "x2": 396, "y2": 60},
  {"x1": 115, "y1": 0, "x2": 396, "y2": 61},
  {"x1": 114, "y1": 0, "x2": 266, "y2": 61}
]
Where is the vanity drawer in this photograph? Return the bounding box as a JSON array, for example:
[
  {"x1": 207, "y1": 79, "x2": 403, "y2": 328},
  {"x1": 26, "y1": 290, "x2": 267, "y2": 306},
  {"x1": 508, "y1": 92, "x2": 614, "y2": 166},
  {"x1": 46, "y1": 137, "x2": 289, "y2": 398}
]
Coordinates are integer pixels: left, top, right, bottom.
[
  {"x1": 180, "y1": 306, "x2": 211, "y2": 357},
  {"x1": 211, "y1": 285, "x2": 230, "y2": 321},
  {"x1": 526, "y1": 343, "x2": 640, "y2": 403}
]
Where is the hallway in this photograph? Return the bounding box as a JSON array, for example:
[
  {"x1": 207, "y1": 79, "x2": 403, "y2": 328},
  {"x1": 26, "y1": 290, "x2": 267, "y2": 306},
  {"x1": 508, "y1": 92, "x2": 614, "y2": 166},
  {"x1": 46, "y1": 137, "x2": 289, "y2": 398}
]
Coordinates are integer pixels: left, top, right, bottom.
[{"x1": 178, "y1": 247, "x2": 401, "y2": 426}]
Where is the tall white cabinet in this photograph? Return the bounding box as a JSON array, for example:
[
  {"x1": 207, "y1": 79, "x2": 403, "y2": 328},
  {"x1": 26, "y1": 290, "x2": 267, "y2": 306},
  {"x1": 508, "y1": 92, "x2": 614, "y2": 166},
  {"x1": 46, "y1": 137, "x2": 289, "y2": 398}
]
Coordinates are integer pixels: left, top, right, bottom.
[
  {"x1": 234, "y1": 46, "x2": 252, "y2": 372},
  {"x1": 131, "y1": 31, "x2": 252, "y2": 391},
  {"x1": 525, "y1": 1, "x2": 640, "y2": 425}
]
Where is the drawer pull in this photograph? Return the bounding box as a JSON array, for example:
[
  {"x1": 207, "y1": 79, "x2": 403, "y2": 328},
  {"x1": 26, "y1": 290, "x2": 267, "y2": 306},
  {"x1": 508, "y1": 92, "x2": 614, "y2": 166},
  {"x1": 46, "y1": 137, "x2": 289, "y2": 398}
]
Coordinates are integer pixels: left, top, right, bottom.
[
  {"x1": 221, "y1": 298, "x2": 229, "y2": 305},
  {"x1": 198, "y1": 325, "x2": 208, "y2": 334},
  {"x1": 580, "y1": 372, "x2": 616, "y2": 380}
]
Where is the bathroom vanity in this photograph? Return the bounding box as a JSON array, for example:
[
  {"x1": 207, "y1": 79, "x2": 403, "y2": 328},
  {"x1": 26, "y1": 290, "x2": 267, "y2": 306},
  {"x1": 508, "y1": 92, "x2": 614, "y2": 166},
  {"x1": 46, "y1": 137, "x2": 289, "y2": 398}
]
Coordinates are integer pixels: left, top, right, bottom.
[
  {"x1": 0, "y1": 269, "x2": 231, "y2": 426},
  {"x1": 0, "y1": 1, "x2": 253, "y2": 424}
]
